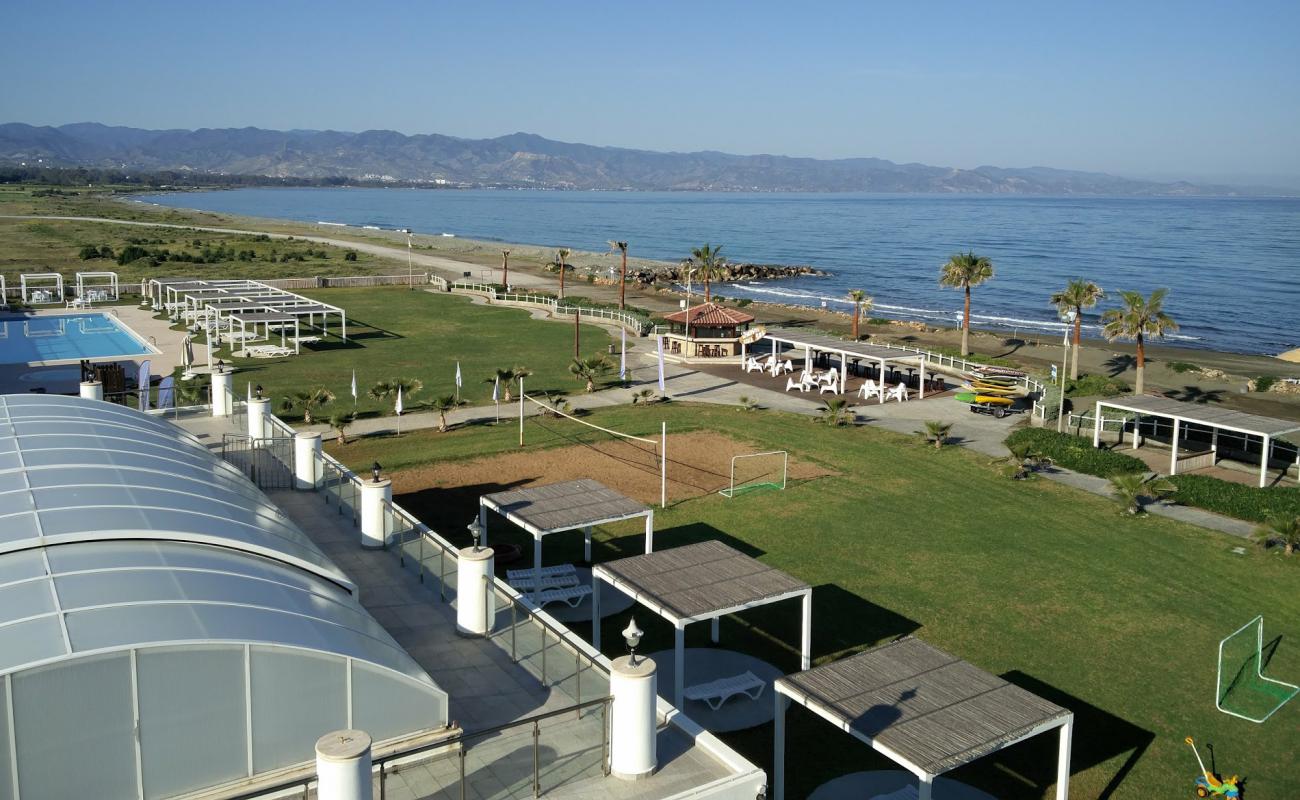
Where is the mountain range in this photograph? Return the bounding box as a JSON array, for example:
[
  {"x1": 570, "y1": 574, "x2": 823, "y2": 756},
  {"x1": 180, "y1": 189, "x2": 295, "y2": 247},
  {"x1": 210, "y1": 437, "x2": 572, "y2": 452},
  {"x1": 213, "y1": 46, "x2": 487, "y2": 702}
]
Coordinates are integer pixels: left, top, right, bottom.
[{"x1": 0, "y1": 121, "x2": 1256, "y2": 195}]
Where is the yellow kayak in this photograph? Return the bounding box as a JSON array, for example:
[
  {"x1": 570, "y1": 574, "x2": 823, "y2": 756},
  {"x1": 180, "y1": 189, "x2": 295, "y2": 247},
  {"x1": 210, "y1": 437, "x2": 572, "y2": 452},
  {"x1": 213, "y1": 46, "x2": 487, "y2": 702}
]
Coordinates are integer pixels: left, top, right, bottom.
[
  {"x1": 955, "y1": 392, "x2": 1015, "y2": 406},
  {"x1": 963, "y1": 382, "x2": 1022, "y2": 396}
]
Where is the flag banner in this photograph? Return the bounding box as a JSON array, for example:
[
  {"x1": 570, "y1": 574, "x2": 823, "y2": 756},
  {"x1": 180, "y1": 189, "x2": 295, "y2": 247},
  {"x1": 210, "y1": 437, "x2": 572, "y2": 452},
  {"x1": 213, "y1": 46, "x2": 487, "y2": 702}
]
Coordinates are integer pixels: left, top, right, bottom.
[
  {"x1": 157, "y1": 376, "x2": 174, "y2": 409},
  {"x1": 350, "y1": 369, "x2": 357, "y2": 400},
  {"x1": 395, "y1": 385, "x2": 404, "y2": 415},
  {"x1": 137, "y1": 360, "x2": 151, "y2": 411},
  {"x1": 492, "y1": 375, "x2": 500, "y2": 402},
  {"x1": 455, "y1": 362, "x2": 462, "y2": 387},
  {"x1": 656, "y1": 336, "x2": 666, "y2": 391},
  {"x1": 620, "y1": 329, "x2": 627, "y2": 380}
]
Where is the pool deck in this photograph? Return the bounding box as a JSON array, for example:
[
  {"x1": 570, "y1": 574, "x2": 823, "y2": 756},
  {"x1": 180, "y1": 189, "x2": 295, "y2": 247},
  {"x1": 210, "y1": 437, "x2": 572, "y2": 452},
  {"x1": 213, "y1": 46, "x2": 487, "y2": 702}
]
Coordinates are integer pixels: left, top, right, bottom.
[{"x1": 0, "y1": 305, "x2": 186, "y2": 394}]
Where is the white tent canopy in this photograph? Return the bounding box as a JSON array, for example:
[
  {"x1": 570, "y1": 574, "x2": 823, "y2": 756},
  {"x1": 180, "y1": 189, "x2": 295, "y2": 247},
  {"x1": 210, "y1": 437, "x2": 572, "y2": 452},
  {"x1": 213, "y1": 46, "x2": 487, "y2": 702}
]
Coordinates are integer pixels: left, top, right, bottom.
[
  {"x1": 75, "y1": 270, "x2": 119, "y2": 301},
  {"x1": 755, "y1": 328, "x2": 929, "y2": 399},
  {"x1": 20, "y1": 272, "x2": 63, "y2": 304}
]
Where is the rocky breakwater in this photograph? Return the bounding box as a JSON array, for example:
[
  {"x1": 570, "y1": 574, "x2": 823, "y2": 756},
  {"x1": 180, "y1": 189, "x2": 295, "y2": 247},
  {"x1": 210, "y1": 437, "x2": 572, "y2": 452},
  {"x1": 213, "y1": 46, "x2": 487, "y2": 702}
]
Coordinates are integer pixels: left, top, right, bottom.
[{"x1": 630, "y1": 262, "x2": 827, "y2": 286}]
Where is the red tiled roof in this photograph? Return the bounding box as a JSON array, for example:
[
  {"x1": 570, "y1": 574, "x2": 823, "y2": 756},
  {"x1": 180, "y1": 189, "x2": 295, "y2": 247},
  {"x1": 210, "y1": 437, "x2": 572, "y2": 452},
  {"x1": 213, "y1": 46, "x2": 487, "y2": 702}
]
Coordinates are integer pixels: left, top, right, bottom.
[{"x1": 663, "y1": 302, "x2": 755, "y2": 326}]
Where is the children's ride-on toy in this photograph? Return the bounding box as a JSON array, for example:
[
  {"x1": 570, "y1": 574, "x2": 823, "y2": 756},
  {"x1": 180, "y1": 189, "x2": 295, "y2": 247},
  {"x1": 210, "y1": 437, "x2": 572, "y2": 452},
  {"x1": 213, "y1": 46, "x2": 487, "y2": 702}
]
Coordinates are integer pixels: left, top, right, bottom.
[{"x1": 1185, "y1": 737, "x2": 1240, "y2": 798}]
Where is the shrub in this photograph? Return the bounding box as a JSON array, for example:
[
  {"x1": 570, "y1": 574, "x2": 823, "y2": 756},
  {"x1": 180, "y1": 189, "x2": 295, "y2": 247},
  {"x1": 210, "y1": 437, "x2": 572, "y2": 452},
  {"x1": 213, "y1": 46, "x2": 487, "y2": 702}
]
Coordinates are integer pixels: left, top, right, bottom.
[
  {"x1": 1252, "y1": 375, "x2": 1278, "y2": 392},
  {"x1": 735, "y1": 298, "x2": 754, "y2": 308},
  {"x1": 867, "y1": 317, "x2": 890, "y2": 325},
  {"x1": 1166, "y1": 361, "x2": 1200, "y2": 374},
  {"x1": 1066, "y1": 374, "x2": 1130, "y2": 398},
  {"x1": 1166, "y1": 475, "x2": 1300, "y2": 523},
  {"x1": 344, "y1": 250, "x2": 358, "y2": 261},
  {"x1": 78, "y1": 244, "x2": 101, "y2": 260},
  {"x1": 1003, "y1": 428, "x2": 1147, "y2": 478}
]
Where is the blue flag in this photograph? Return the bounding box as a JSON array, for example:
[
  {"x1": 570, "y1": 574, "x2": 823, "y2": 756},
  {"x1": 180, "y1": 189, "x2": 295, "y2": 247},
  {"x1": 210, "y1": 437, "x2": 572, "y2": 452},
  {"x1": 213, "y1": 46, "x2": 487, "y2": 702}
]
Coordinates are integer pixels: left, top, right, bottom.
[
  {"x1": 137, "y1": 360, "x2": 151, "y2": 410},
  {"x1": 157, "y1": 376, "x2": 175, "y2": 409}
]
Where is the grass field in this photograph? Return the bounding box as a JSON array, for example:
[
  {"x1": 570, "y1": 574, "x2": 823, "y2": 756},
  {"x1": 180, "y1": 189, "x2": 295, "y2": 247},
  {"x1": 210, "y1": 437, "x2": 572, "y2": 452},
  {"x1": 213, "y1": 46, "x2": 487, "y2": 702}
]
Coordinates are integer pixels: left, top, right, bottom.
[
  {"x1": 326, "y1": 403, "x2": 1300, "y2": 800},
  {"x1": 217, "y1": 287, "x2": 616, "y2": 420}
]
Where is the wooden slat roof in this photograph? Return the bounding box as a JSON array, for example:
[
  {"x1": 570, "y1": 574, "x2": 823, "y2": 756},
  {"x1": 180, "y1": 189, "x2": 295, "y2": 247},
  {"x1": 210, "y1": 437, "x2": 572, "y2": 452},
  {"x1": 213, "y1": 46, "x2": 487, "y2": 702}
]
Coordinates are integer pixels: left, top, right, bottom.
[
  {"x1": 763, "y1": 328, "x2": 928, "y2": 363},
  {"x1": 1101, "y1": 394, "x2": 1300, "y2": 437},
  {"x1": 595, "y1": 540, "x2": 809, "y2": 622},
  {"x1": 777, "y1": 637, "x2": 1069, "y2": 775},
  {"x1": 481, "y1": 478, "x2": 649, "y2": 534}
]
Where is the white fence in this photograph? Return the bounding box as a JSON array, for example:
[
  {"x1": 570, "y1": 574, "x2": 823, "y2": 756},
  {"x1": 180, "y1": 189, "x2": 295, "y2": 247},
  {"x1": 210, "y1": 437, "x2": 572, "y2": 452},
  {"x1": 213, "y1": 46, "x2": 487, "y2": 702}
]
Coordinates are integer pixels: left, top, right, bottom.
[{"x1": 458, "y1": 286, "x2": 651, "y2": 334}]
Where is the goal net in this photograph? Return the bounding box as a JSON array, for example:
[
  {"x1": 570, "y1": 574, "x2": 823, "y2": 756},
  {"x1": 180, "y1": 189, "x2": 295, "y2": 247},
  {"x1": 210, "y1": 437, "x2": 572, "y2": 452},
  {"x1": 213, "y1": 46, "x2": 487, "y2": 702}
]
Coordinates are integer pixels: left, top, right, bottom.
[
  {"x1": 720, "y1": 451, "x2": 788, "y2": 498},
  {"x1": 1216, "y1": 615, "x2": 1299, "y2": 723}
]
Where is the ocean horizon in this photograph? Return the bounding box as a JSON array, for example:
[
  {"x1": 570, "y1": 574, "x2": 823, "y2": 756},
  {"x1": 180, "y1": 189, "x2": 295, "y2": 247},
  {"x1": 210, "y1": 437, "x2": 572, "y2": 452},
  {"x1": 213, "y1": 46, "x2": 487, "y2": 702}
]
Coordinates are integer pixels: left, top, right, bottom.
[{"x1": 136, "y1": 188, "x2": 1300, "y2": 357}]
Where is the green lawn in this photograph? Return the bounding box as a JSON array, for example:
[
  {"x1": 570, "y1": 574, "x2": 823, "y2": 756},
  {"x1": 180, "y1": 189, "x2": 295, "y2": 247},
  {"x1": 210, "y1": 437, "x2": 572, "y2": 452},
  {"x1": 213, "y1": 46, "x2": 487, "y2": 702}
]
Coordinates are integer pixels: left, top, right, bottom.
[
  {"x1": 328, "y1": 404, "x2": 1300, "y2": 800},
  {"x1": 217, "y1": 287, "x2": 615, "y2": 420}
]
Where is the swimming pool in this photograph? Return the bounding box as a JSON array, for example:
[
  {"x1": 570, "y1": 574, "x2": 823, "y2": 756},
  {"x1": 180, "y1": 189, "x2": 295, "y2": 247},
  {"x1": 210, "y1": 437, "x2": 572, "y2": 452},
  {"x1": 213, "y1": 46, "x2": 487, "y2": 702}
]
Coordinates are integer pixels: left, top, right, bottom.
[{"x1": 0, "y1": 313, "x2": 154, "y2": 365}]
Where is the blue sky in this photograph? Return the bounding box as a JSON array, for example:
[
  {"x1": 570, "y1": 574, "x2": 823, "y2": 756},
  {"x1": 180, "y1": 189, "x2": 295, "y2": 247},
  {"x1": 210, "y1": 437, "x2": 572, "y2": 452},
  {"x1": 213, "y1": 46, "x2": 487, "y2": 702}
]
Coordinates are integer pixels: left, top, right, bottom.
[{"x1": 3, "y1": 0, "x2": 1297, "y2": 183}]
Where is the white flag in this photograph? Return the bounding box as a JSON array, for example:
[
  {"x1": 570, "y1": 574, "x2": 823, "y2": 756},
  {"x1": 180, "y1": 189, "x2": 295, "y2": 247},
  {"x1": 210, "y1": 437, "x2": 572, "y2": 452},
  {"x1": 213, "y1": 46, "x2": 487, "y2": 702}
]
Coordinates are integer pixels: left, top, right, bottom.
[
  {"x1": 656, "y1": 336, "x2": 666, "y2": 391},
  {"x1": 350, "y1": 369, "x2": 357, "y2": 400},
  {"x1": 246, "y1": 381, "x2": 252, "y2": 403},
  {"x1": 395, "y1": 385, "x2": 404, "y2": 416},
  {"x1": 455, "y1": 361, "x2": 462, "y2": 388},
  {"x1": 619, "y1": 328, "x2": 627, "y2": 381},
  {"x1": 492, "y1": 375, "x2": 500, "y2": 402}
]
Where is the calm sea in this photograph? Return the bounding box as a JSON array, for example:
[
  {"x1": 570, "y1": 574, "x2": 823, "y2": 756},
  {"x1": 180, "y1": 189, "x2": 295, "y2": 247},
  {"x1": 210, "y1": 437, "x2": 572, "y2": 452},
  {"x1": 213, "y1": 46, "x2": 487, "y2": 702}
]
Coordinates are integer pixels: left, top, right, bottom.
[{"x1": 136, "y1": 188, "x2": 1300, "y2": 356}]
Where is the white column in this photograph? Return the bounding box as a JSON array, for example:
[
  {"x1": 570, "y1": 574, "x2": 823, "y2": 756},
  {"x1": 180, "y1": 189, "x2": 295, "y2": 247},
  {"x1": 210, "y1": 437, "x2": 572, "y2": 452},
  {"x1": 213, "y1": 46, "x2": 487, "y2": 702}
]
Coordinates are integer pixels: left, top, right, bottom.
[
  {"x1": 800, "y1": 591, "x2": 813, "y2": 671},
  {"x1": 773, "y1": 693, "x2": 790, "y2": 800},
  {"x1": 211, "y1": 368, "x2": 233, "y2": 417},
  {"x1": 294, "y1": 432, "x2": 322, "y2": 490},
  {"x1": 1260, "y1": 435, "x2": 1271, "y2": 488},
  {"x1": 358, "y1": 478, "x2": 392, "y2": 550},
  {"x1": 1056, "y1": 717, "x2": 1073, "y2": 800},
  {"x1": 610, "y1": 654, "x2": 658, "y2": 780},
  {"x1": 1132, "y1": 414, "x2": 1140, "y2": 449},
  {"x1": 710, "y1": 617, "x2": 720, "y2": 643},
  {"x1": 740, "y1": 340, "x2": 746, "y2": 367},
  {"x1": 247, "y1": 396, "x2": 272, "y2": 440},
  {"x1": 584, "y1": 526, "x2": 593, "y2": 563},
  {"x1": 674, "y1": 625, "x2": 686, "y2": 708},
  {"x1": 478, "y1": 504, "x2": 488, "y2": 546},
  {"x1": 533, "y1": 536, "x2": 543, "y2": 602},
  {"x1": 591, "y1": 573, "x2": 601, "y2": 648},
  {"x1": 315, "y1": 729, "x2": 373, "y2": 800},
  {"x1": 919, "y1": 359, "x2": 927, "y2": 399},
  {"x1": 878, "y1": 360, "x2": 886, "y2": 403},
  {"x1": 1169, "y1": 418, "x2": 1180, "y2": 475},
  {"x1": 1092, "y1": 402, "x2": 1102, "y2": 448},
  {"x1": 456, "y1": 545, "x2": 495, "y2": 636},
  {"x1": 79, "y1": 380, "x2": 103, "y2": 401},
  {"x1": 1211, "y1": 428, "x2": 1219, "y2": 461},
  {"x1": 644, "y1": 514, "x2": 654, "y2": 554},
  {"x1": 918, "y1": 775, "x2": 933, "y2": 800}
]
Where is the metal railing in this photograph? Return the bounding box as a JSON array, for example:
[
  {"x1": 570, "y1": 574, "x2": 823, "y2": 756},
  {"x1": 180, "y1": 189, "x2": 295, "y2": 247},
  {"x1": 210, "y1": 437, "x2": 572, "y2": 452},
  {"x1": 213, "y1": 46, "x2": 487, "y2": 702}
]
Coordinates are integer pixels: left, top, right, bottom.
[{"x1": 228, "y1": 695, "x2": 612, "y2": 800}]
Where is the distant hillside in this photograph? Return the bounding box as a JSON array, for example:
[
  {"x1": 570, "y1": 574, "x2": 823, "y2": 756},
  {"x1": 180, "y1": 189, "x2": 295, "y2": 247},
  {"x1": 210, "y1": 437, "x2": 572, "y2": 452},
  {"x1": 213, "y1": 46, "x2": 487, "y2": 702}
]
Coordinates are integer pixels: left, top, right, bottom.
[{"x1": 0, "y1": 121, "x2": 1246, "y2": 195}]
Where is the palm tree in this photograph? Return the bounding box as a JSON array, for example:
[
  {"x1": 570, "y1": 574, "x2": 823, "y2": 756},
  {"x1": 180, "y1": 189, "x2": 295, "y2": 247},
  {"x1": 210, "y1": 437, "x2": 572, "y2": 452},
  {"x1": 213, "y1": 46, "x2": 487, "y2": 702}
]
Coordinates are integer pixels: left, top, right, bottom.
[
  {"x1": 1050, "y1": 279, "x2": 1104, "y2": 380},
  {"x1": 501, "y1": 249, "x2": 511, "y2": 288},
  {"x1": 690, "y1": 243, "x2": 726, "y2": 302},
  {"x1": 368, "y1": 378, "x2": 423, "y2": 403},
  {"x1": 998, "y1": 440, "x2": 1052, "y2": 480},
  {"x1": 847, "y1": 289, "x2": 874, "y2": 340},
  {"x1": 555, "y1": 247, "x2": 572, "y2": 299},
  {"x1": 279, "y1": 387, "x2": 335, "y2": 424},
  {"x1": 919, "y1": 420, "x2": 953, "y2": 450},
  {"x1": 428, "y1": 393, "x2": 461, "y2": 432},
  {"x1": 609, "y1": 240, "x2": 629, "y2": 309},
  {"x1": 1253, "y1": 514, "x2": 1300, "y2": 556},
  {"x1": 938, "y1": 251, "x2": 995, "y2": 356},
  {"x1": 485, "y1": 368, "x2": 517, "y2": 402},
  {"x1": 508, "y1": 365, "x2": 532, "y2": 399},
  {"x1": 1100, "y1": 289, "x2": 1178, "y2": 394},
  {"x1": 1108, "y1": 472, "x2": 1175, "y2": 515},
  {"x1": 327, "y1": 411, "x2": 354, "y2": 445},
  {"x1": 816, "y1": 398, "x2": 855, "y2": 427},
  {"x1": 569, "y1": 354, "x2": 612, "y2": 393}
]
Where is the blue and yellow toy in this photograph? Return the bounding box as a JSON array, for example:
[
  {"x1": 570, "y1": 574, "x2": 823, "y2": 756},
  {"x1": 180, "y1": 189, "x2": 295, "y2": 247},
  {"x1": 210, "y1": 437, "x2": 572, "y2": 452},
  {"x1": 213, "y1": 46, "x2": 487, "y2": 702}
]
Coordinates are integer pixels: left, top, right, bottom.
[{"x1": 1185, "y1": 737, "x2": 1240, "y2": 798}]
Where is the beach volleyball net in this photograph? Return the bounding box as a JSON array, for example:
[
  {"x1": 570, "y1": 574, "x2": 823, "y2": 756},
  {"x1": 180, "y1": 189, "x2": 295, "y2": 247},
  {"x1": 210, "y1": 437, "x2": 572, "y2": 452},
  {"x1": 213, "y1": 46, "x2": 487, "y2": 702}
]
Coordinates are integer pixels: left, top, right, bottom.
[
  {"x1": 720, "y1": 450, "x2": 788, "y2": 498},
  {"x1": 520, "y1": 393, "x2": 666, "y2": 506},
  {"x1": 1216, "y1": 615, "x2": 1299, "y2": 723}
]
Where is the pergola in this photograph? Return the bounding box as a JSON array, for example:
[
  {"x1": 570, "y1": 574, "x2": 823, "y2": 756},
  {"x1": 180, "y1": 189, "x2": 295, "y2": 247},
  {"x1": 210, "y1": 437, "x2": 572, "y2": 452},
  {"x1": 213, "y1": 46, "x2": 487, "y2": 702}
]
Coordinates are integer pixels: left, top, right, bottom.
[
  {"x1": 478, "y1": 479, "x2": 655, "y2": 592},
  {"x1": 20, "y1": 272, "x2": 63, "y2": 304},
  {"x1": 592, "y1": 540, "x2": 812, "y2": 707},
  {"x1": 774, "y1": 637, "x2": 1073, "y2": 800},
  {"x1": 75, "y1": 271, "x2": 119, "y2": 301},
  {"x1": 150, "y1": 278, "x2": 348, "y2": 341},
  {"x1": 229, "y1": 311, "x2": 302, "y2": 354},
  {"x1": 1093, "y1": 394, "x2": 1300, "y2": 487},
  {"x1": 754, "y1": 329, "x2": 930, "y2": 399}
]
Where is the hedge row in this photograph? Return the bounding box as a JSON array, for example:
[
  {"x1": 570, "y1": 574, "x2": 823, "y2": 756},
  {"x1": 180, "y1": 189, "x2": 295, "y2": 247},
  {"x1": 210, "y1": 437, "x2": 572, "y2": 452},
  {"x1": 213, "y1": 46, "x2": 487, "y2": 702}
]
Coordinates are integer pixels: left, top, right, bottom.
[
  {"x1": 1004, "y1": 428, "x2": 1147, "y2": 478},
  {"x1": 1167, "y1": 475, "x2": 1300, "y2": 524}
]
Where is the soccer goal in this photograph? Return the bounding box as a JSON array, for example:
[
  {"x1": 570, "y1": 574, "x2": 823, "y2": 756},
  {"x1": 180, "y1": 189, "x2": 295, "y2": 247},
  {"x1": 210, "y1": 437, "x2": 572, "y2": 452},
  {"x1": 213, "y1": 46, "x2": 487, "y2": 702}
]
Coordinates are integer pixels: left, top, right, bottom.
[
  {"x1": 1216, "y1": 615, "x2": 1299, "y2": 723},
  {"x1": 720, "y1": 450, "x2": 788, "y2": 498}
]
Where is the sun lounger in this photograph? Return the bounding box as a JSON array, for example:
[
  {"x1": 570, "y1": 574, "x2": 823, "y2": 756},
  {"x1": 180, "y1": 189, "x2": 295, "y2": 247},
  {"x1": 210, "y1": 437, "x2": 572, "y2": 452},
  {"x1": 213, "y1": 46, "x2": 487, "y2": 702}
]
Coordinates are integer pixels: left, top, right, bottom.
[
  {"x1": 291, "y1": 336, "x2": 322, "y2": 345},
  {"x1": 244, "y1": 345, "x2": 295, "y2": 358},
  {"x1": 683, "y1": 671, "x2": 765, "y2": 710},
  {"x1": 507, "y1": 564, "x2": 578, "y2": 581},
  {"x1": 533, "y1": 585, "x2": 593, "y2": 608},
  {"x1": 509, "y1": 573, "x2": 580, "y2": 591}
]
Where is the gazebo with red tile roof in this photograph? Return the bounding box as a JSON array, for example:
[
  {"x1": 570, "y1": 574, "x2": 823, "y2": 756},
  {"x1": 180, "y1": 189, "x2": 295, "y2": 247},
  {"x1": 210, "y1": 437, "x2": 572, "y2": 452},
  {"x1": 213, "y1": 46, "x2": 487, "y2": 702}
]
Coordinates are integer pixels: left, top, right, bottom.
[{"x1": 661, "y1": 302, "x2": 757, "y2": 359}]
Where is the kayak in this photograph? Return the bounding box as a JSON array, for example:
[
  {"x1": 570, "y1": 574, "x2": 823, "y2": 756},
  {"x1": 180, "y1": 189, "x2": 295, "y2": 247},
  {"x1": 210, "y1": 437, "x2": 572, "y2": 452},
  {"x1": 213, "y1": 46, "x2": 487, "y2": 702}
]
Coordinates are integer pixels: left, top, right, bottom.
[
  {"x1": 954, "y1": 392, "x2": 1015, "y2": 407},
  {"x1": 972, "y1": 366, "x2": 1027, "y2": 379},
  {"x1": 962, "y1": 383, "x2": 1022, "y2": 396}
]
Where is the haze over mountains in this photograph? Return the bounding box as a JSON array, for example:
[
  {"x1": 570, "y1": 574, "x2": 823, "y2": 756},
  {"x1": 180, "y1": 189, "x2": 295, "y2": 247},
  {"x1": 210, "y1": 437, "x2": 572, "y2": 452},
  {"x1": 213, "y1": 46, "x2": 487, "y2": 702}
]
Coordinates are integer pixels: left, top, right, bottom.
[{"x1": 0, "y1": 122, "x2": 1263, "y2": 195}]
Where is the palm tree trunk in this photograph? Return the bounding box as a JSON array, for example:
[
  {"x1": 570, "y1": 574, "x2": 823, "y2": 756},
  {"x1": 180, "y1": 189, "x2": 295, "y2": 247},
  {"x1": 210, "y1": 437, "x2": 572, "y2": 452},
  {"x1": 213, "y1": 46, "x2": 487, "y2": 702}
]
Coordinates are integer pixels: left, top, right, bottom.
[
  {"x1": 1070, "y1": 313, "x2": 1082, "y2": 380},
  {"x1": 438, "y1": 411, "x2": 447, "y2": 432},
  {"x1": 1135, "y1": 334, "x2": 1145, "y2": 394},
  {"x1": 704, "y1": 273, "x2": 711, "y2": 302},
  {"x1": 961, "y1": 286, "x2": 972, "y2": 356},
  {"x1": 852, "y1": 306, "x2": 860, "y2": 340},
  {"x1": 574, "y1": 310, "x2": 580, "y2": 358},
  {"x1": 619, "y1": 250, "x2": 627, "y2": 309},
  {"x1": 502, "y1": 253, "x2": 509, "y2": 288},
  {"x1": 559, "y1": 261, "x2": 565, "y2": 299}
]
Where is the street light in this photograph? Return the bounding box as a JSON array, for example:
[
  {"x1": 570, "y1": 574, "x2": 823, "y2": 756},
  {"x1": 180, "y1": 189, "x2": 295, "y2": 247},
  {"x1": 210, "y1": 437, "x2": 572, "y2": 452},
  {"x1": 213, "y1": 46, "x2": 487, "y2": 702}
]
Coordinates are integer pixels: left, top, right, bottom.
[
  {"x1": 371, "y1": 461, "x2": 382, "y2": 483},
  {"x1": 622, "y1": 618, "x2": 644, "y2": 666},
  {"x1": 403, "y1": 229, "x2": 414, "y2": 290},
  {"x1": 467, "y1": 518, "x2": 483, "y2": 552}
]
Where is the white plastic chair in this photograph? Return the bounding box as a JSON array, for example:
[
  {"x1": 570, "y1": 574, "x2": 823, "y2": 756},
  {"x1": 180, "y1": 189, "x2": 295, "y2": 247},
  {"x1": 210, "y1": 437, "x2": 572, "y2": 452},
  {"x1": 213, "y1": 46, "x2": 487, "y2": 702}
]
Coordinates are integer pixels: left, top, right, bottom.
[
  {"x1": 781, "y1": 359, "x2": 795, "y2": 373},
  {"x1": 819, "y1": 382, "x2": 838, "y2": 395},
  {"x1": 744, "y1": 357, "x2": 763, "y2": 374},
  {"x1": 785, "y1": 377, "x2": 808, "y2": 393},
  {"x1": 887, "y1": 383, "x2": 910, "y2": 402},
  {"x1": 857, "y1": 380, "x2": 880, "y2": 400}
]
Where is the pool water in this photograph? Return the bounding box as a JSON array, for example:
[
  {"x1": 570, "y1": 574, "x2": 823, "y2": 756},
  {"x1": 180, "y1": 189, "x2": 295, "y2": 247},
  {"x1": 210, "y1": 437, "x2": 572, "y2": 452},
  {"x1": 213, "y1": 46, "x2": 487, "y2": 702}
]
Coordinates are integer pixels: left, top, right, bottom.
[{"x1": 0, "y1": 314, "x2": 153, "y2": 365}]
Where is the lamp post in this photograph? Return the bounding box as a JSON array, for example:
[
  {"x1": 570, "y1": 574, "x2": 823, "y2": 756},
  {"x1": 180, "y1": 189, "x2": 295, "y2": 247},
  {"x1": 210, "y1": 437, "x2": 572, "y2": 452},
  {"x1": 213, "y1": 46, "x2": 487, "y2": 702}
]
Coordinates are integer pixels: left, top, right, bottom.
[
  {"x1": 371, "y1": 461, "x2": 382, "y2": 483},
  {"x1": 254, "y1": 384, "x2": 263, "y2": 400},
  {"x1": 467, "y1": 518, "x2": 483, "y2": 552},
  {"x1": 1056, "y1": 310, "x2": 1076, "y2": 433},
  {"x1": 622, "y1": 617, "x2": 644, "y2": 667},
  {"x1": 404, "y1": 229, "x2": 414, "y2": 290}
]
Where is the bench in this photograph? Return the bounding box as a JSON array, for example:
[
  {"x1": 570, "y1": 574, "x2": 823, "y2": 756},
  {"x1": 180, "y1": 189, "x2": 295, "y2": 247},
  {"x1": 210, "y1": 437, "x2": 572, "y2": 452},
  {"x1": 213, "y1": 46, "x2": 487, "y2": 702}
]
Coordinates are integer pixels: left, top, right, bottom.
[
  {"x1": 533, "y1": 585, "x2": 593, "y2": 609},
  {"x1": 683, "y1": 670, "x2": 765, "y2": 710}
]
